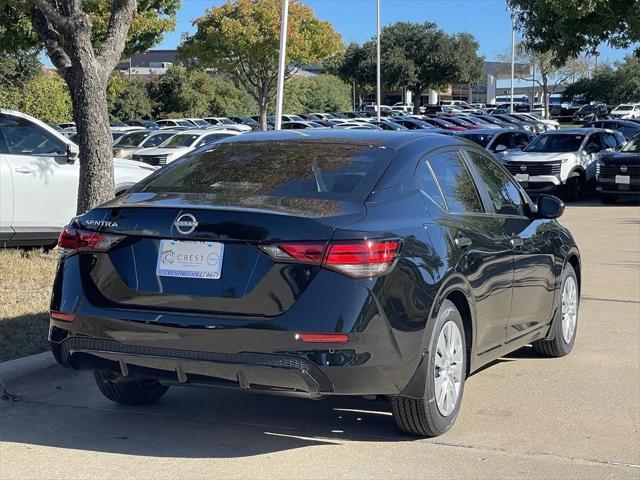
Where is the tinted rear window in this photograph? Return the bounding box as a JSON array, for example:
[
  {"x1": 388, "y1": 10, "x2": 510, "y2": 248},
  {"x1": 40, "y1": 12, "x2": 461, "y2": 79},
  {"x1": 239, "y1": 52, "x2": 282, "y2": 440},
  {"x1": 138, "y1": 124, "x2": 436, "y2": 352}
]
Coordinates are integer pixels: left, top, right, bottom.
[{"x1": 130, "y1": 141, "x2": 396, "y2": 201}]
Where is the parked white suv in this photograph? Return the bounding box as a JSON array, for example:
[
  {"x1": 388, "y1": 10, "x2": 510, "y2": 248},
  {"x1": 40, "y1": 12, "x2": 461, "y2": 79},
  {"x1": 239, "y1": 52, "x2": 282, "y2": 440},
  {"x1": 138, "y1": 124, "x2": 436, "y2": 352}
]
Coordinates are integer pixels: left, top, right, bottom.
[
  {"x1": 501, "y1": 128, "x2": 626, "y2": 201},
  {"x1": 131, "y1": 129, "x2": 241, "y2": 166},
  {"x1": 610, "y1": 103, "x2": 640, "y2": 119},
  {"x1": 0, "y1": 109, "x2": 157, "y2": 247}
]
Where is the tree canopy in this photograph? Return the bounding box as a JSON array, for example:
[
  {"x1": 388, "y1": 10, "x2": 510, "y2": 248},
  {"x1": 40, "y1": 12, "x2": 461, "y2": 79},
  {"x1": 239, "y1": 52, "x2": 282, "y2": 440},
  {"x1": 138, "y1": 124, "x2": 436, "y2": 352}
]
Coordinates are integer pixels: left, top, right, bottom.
[
  {"x1": 282, "y1": 74, "x2": 352, "y2": 113},
  {"x1": 147, "y1": 66, "x2": 257, "y2": 118},
  {"x1": 563, "y1": 56, "x2": 640, "y2": 105},
  {"x1": 179, "y1": 0, "x2": 343, "y2": 128},
  {"x1": 337, "y1": 22, "x2": 483, "y2": 112},
  {"x1": 508, "y1": 0, "x2": 640, "y2": 64},
  {"x1": 0, "y1": 0, "x2": 180, "y2": 214},
  {"x1": 0, "y1": 0, "x2": 179, "y2": 58}
]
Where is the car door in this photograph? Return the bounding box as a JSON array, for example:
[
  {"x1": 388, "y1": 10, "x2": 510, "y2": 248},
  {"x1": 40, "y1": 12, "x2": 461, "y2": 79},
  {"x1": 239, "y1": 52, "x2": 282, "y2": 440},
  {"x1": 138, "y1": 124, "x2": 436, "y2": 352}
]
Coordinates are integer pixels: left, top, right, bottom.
[
  {"x1": 0, "y1": 144, "x2": 13, "y2": 244},
  {"x1": 424, "y1": 148, "x2": 514, "y2": 355},
  {"x1": 463, "y1": 149, "x2": 556, "y2": 342},
  {"x1": 0, "y1": 113, "x2": 78, "y2": 238}
]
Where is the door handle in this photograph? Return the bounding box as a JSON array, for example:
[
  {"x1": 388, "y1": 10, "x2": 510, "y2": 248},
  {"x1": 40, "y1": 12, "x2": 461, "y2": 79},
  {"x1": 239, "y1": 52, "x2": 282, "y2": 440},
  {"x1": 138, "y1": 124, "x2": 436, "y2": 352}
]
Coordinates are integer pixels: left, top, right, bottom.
[
  {"x1": 14, "y1": 167, "x2": 35, "y2": 174},
  {"x1": 510, "y1": 237, "x2": 524, "y2": 248},
  {"x1": 454, "y1": 236, "x2": 472, "y2": 248}
]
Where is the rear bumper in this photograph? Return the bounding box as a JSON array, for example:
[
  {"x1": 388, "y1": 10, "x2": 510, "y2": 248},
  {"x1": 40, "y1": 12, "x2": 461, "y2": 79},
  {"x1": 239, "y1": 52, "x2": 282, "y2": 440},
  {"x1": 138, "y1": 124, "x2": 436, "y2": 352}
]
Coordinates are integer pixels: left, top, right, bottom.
[
  {"x1": 49, "y1": 309, "x2": 424, "y2": 398},
  {"x1": 52, "y1": 336, "x2": 334, "y2": 397}
]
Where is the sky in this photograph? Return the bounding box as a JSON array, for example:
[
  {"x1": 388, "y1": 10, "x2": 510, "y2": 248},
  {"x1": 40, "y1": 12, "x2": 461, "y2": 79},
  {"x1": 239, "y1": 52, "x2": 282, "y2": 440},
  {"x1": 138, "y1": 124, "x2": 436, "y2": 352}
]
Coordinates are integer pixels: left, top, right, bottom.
[{"x1": 157, "y1": 0, "x2": 635, "y2": 64}]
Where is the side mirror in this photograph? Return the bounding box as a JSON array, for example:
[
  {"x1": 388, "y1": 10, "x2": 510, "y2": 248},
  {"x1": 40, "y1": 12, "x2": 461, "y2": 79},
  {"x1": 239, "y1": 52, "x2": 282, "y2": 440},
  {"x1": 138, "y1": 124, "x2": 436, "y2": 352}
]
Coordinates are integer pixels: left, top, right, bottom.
[
  {"x1": 494, "y1": 144, "x2": 508, "y2": 152},
  {"x1": 537, "y1": 194, "x2": 564, "y2": 219},
  {"x1": 66, "y1": 144, "x2": 79, "y2": 164}
]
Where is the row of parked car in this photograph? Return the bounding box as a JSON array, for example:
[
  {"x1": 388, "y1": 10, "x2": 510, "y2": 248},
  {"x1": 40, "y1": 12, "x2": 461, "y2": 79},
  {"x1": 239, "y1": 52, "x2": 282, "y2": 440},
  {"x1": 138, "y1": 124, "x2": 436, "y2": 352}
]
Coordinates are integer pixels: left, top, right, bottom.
[
  {"x1": 1, "y1": 105, "x2": 638, "y2": 247},
  {"x1": 68, "y1": 108, "x2": 640, "y2": 205}
]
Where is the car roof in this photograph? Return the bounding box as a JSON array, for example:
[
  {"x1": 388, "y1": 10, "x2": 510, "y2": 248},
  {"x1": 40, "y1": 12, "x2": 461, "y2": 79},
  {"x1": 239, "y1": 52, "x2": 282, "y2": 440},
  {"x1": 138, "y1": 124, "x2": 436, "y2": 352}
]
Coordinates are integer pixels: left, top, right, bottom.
[
  {"x1": 214, "y1": 129, "x2": 462, "y2": 150},
  {"x1": 544, "y1": 128, "x2": 600, "y2": 134}
]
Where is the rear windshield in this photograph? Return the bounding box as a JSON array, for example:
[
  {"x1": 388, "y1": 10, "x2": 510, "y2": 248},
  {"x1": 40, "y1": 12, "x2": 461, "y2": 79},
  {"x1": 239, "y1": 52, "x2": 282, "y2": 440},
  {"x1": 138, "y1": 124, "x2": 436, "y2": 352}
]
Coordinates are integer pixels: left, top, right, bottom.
[
  {"x1": 113, "y1": 131, "x2": 151, "y2": 147},
  {"x1": 130, "y1": 141, "x2": 396, "y2": 201},
  {"x1": 160, "y1": 134, "x2": 200, "y2": 148}
]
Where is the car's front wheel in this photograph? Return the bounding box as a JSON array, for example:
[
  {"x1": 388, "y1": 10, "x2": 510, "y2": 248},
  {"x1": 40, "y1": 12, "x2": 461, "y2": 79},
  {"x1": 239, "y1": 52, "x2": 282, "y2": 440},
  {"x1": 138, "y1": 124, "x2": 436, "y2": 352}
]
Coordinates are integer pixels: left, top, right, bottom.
[
  {"x1": 94, "y1": 371, "x2": 169, "y2": 405},
  {"x1": 391, "y1": 299, "x2": 467, "y2": 437},
  {"x1": 562, "y1": 174, "x2": 583, "y2": 202}
]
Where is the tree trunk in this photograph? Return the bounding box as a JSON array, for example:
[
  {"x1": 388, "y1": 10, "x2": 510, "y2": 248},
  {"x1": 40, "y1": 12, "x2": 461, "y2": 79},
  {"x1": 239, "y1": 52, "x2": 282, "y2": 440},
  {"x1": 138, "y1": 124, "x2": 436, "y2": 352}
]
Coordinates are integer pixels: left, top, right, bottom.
[
  {"x1": 542, "y1": 76, "x2": 549, "y2": 119},
  {"x1": 69, "y1": 65, "x2": 115, "y2": 214},
  {"x1": 259, "y1": 96, "x2": 269, "y2": 131},
  {"x1": 413, "y1": 87, "x2": 423, "y2": 114}
]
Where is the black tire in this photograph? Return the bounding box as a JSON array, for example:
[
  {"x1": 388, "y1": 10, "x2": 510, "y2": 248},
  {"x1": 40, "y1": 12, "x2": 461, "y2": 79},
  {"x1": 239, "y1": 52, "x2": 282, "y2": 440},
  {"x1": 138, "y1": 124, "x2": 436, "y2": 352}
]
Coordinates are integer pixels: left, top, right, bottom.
[
  {"x1": 599, "y1": 193, "x2": 618, "y2": 204},
  {"x1": 532, "y1": 264, "x2": 579, "y2": 357},
  {"x1": 561, "y1": 174, "x2": 583, "y2": 202},
  {"x1": 391, "y1": 299, "x2": 467, "y2": 437},
  {"x1": 94, "y1": 371, "x2": 169, "y2": 405}
]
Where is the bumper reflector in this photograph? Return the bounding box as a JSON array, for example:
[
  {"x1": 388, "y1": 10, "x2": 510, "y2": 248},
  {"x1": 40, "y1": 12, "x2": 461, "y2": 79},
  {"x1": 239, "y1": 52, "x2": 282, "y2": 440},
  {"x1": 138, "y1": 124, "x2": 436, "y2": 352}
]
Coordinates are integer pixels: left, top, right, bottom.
[
  {"x1": 296, "y1": 333, "x2": 349, "y2": 343},
  {"x1": 50, "y1": 310, "x2": 76, "y2": 322}
]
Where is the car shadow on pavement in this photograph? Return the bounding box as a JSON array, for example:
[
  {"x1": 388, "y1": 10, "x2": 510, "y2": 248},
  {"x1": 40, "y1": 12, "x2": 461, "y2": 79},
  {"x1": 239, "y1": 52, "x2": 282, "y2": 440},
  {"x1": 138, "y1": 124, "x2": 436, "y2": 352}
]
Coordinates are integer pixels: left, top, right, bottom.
[{"x1": 0, "y1": 365, "x2": 417, "y2": 459}]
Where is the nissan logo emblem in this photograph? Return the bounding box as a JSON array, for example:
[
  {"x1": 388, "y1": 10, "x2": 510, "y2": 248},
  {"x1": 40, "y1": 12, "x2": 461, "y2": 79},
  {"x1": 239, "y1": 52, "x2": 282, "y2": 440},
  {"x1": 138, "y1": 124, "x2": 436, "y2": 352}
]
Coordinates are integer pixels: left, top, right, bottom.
[
  {"x1": 520, "y1": 164, "x2": 527, "y2": 171},
  {"x1": 174, "y1": 213, "x2": 198, "y2": 235},
  {"x1": 620, "y1": 165, "x2": 628, "y2": 173}
]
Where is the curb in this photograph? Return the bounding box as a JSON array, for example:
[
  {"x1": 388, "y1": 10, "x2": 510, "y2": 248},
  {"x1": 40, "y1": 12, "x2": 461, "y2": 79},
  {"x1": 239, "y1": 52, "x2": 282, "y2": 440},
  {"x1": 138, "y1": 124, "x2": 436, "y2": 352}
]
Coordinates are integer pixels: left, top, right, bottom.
[{"x1": 0, "y1": 351, "x2": 56, "y2": 384}]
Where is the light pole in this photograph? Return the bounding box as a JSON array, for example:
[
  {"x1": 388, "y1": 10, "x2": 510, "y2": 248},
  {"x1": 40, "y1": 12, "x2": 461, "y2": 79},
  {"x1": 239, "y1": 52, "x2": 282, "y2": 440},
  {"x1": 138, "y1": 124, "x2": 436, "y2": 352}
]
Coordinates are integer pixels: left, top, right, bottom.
[
  {"x1": 376, "y1": 0, "x2": 381, "y2": 122},
  {"x1": 274, "y1": 0, "x2": 289, "y2": 131},
  {"x1": 510, "y1": 12, "x2": 515, "y2": 114}
]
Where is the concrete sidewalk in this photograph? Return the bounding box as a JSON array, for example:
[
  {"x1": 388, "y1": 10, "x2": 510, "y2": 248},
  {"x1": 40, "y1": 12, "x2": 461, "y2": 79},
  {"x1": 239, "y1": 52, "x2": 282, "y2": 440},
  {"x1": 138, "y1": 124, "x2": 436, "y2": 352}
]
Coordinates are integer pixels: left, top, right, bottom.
[{"x1": 1, "y1": 202, "x2": 638, "y2": 479}]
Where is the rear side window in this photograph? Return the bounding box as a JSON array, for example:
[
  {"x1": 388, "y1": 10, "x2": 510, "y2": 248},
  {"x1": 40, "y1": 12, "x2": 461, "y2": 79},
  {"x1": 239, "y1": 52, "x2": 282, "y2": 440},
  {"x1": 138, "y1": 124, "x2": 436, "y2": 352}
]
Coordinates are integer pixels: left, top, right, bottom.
[
  {"x1": 131, "y1": 141, "x2": 396, "y2": 201},
  {"x1": 465, "y1": 151, "x2": 524, "y2": 216},
  {"x1": 427, "y1": 151, "x2": 483, "y2": 214},
  {"x1": 416, "y1": 162, "x2": 446, "y2": 209}
]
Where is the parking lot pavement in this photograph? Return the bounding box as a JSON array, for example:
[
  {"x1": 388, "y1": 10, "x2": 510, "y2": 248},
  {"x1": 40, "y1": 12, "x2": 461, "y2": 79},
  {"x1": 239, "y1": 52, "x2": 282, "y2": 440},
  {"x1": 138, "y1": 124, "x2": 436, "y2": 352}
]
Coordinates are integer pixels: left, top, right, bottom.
[{"x1": 1, "y1": 202, "x2": 639, "y2": 480}]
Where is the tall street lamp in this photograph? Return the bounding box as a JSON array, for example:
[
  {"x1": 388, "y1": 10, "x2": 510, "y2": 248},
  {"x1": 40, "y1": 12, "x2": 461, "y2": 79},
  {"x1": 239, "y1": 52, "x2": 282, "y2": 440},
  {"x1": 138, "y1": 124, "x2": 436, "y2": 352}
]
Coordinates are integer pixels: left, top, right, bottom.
[
  {"x1": 376, "y1": 0, "x2": 381, "y2": 122},
  {"x1": 274, "y1": 0, "x2": 289, "y2": 131}
]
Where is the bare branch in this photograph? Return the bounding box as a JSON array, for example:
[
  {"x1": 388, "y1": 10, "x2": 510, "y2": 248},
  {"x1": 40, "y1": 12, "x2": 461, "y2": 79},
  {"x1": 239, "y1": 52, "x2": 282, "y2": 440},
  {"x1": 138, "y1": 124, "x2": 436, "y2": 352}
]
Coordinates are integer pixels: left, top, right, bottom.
[
  {"x1": 97, "y1": 0, "x2": 138, "y2": 71},
  {"x1": 30, "y1": 0, "x2": 70, "y2": 30}
]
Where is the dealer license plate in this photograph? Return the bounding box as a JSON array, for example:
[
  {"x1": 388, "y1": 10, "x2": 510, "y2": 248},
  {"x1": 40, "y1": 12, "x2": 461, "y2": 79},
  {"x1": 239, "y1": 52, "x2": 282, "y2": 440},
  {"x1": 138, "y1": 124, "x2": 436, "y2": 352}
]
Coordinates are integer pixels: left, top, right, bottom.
[{"x1": 156, "y1": 240, "x2": 224, "y2": 279}]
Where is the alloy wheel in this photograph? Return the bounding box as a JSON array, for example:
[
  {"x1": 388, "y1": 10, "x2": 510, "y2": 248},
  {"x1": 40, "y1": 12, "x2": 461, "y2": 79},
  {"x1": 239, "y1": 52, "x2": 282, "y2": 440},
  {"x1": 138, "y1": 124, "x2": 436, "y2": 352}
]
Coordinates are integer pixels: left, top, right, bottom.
[
  {"x1": 434, "y1": 320, "x2": 464, "y2": 416},
  {"x1": 561, "y1": 276, "x2": 578, "y2": 344}
]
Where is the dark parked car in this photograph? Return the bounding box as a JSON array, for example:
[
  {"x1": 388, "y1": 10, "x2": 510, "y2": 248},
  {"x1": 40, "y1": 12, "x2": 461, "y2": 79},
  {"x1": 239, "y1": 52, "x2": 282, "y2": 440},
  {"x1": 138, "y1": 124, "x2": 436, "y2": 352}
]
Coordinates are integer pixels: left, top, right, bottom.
[
  {"x1": 596, "y1": 133, "x2": 640, "y2": 203},
  {"x1": 50, "y1": 130, "x2": 581, "y2": 437},
  {"x1": 367, "y1": 120, "x2": 408, "y2": 130},
  {"x1": 573, "y1": 104, "x2": 610, "y2": 123},
  {"x1": 456, "y1": 128, "x2": 535, "y2": 154},
  {"x1": 583, "y1": 119, "x2": 640, "y2": 141},
  {"x1": 225, "y1": 116, "x2": 261, "y2": 131},
  {"x1": 393, "y1": 118, "x2": 435, "y2": 130}
]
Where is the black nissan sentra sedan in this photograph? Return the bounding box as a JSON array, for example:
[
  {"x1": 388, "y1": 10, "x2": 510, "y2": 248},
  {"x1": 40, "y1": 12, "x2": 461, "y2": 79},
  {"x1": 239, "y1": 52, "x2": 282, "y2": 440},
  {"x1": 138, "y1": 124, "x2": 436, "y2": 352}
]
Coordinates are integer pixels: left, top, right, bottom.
[{"x1": 50, "y1": 130, "x2": 581, "y2": 437}]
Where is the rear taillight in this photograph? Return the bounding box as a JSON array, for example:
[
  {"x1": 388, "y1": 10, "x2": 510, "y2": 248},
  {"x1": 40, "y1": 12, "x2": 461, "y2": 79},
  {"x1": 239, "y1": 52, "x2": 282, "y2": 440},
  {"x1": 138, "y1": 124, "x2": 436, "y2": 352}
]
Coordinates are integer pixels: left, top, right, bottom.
[
  {"x1": 260, "y1": 239, "x2": 400, "y2": 278},
  {"x1": 57, "y1": 225, "x2": 123, "y2": 256}
]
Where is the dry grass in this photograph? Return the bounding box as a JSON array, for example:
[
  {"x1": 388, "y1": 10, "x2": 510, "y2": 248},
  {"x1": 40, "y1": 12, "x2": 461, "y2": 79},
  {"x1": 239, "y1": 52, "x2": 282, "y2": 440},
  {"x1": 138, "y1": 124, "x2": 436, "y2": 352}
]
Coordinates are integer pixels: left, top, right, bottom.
[{"x1": 0, "y1": 249, "x2": 58, "y2": 362}]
